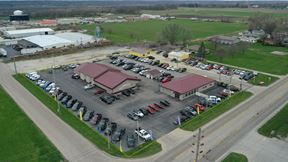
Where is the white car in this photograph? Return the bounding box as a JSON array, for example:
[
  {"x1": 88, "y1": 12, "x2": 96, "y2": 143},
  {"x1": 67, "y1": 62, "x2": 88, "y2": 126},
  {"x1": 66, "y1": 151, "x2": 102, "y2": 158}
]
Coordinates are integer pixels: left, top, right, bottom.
[
  {"x1": 45, "y1": 83, "x2": 55, "y2": 91},
  {"x1": 223, "y1": 89, "x2": 235, "y2": 95},
  {"x1": 84, "y1": 84, "x2": 95, "y2": 90},
  {"x1": 133, "y1": 110, "x2": 144, "y2": 118},
  {"x1": 135, "y1": 128, "x2": 152, "y2": 141},
  {"x1": 208, "y1": 96, "x2": 221, "y2": 104}
]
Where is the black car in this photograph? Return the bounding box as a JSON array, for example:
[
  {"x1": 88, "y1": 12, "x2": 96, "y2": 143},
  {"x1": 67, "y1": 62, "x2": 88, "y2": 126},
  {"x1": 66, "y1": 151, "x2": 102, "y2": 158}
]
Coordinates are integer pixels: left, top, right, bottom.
[
  {"x1": 83, "y1": 110, "x2": 94, "y2": 121},
  {"x1": 127, "y1": 134, "x2": 136, "y2": 148},
  {"x1": 160, "y1": 100, "x2": 170, "y2": 106},
  {"x1": 104, "y1": 122, "x2": 117, "y2": 136},
  {"x1": 109, "y1": 56, "x2": 118, "y2": 60},
  {"x1": 71, "y1": 74, "x2": 80, "y2": 79},
  {"x1": 139, "y1": 108, "x2": 149, "y2": 116},
  {"x1": 98, "y1": 118, "x2": 109, "y2": 131},
  {"x1": 66, "y1": 99, "x2": 77, "y2": 108},
  {"x1": 116, "y1": 62, "x2": 125, "y2": 66},
  {"x1": 100, "y1": 95, "x2": 115, "y2": 104},
  {"x1": 243, "y1": 72, "x2": 255, "y2": 81},
  {"x1": 71, "y1": 101, "x2": 83, "y2": 111},
  {"x1": 127, "y1": 113, "x2": 139, "y2": 121},
  {"x1": 112, "y1": 128, "x2": 126, "y2": 142},
  {"x1": 122, "y1": 90, "x2": 131, "y2": 97},
  {"x1": 127, "y1": 89, "x2": 135, "y2": 94},
  {"x1": 180, "y1": 110, "x2": 193, "y2": 118}
]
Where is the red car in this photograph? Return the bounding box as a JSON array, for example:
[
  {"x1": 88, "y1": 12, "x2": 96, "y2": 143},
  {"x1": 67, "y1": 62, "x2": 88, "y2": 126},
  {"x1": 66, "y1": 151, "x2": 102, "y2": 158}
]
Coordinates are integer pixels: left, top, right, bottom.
[
  {"x1": 161, "y1": 77, "x2": 172, "y2": 83},
  {"x1": 154, "y1": 103, "x2": 165, "y2": 109},
  {"x1": 94, "y1": 89, "x2": 105, "y2": 95},
  {"x1": 193, "y1": 103, "x2": 205, "y2": 112},
  {"x1": 149, "y1": 104, "x2": 161, "y2": 111},
  {"x1": 146, "y1": 107, "x2": 156, "y2": 114}
]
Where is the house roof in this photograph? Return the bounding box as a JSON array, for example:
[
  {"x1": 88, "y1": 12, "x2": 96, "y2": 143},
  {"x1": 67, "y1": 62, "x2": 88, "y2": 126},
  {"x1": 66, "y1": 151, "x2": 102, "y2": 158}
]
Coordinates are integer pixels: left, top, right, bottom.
[
  {"x1": 162, "y1": 74, "x2": 215, "y2": 94},
  {"x1": 75, "y1": 63, "x2": 119, "y2": 79},
  {"x1": 5, "y1": 28, "x2": 54, "y2": 35},
  {"x1": 146, "y1": 69, "x2": 161, "y2": 77},
  {"x1": 94, "y1": 71, "x2": 140, "y2": 89}
]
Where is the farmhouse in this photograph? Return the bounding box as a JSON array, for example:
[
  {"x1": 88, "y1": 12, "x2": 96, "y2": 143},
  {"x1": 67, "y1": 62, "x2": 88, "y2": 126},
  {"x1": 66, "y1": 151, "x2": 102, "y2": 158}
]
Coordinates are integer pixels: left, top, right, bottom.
[
  {"x1": 210, "y1": 36, "x2": 240, "y2": 45},
  {"x1": 160, "y1": 74, "x2": 215, "y2": 100},
  {"x1": 75, "y1": 63, "x2": 140, "y2": 94}
]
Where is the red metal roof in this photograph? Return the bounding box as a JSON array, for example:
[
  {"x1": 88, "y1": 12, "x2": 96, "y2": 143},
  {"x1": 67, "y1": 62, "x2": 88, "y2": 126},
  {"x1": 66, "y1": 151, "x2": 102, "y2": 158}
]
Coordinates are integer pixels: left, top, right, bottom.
[
  {"x1": 162, "y1": 74, "x2": 215, "y2": 94},
  {"x1": 75, "y1": 63, "x2": 140, "y2": 90},
  {"x1": 94, "y1": 71, "x2": 140, "y2": 89},
  {"x1": 75, "y1": 63, "x2": 119, "y2": 79}
]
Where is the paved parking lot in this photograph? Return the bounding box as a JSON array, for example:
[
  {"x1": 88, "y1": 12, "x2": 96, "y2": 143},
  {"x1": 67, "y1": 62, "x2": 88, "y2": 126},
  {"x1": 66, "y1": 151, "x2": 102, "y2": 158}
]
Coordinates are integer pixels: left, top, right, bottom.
[{"x1": 40, "y1": 58, "x2": 223, "y2": 150}]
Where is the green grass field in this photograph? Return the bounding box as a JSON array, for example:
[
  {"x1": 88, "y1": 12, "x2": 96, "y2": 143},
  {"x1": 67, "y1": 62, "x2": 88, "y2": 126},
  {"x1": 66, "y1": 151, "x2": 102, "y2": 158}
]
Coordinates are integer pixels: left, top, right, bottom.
[
  {"x1": 14, "y1": 74, "x2": 162, "y2": 158},
  {"x1": 248, "y1": 73, "x2": 279, "y2": 86},
  {"x1": 82, "y1": 19, "x2": 247, "y2": 43},
  {"x1": 258, "y1": 103, "x2": 288, "y2": 138},
  {"x1": 142, "y1": 7, "x2": 288, "y2": 18},
  {"x1": 181, "y1": 91, "x2": 253, "y2": 131},
  {"x1": 207, "y1": 43, "x2": 288, "y2": 75},
  {"x1": 222, "y1": 152, "x2": 248, "y2": 162},
  {"x1": 0, "y1": 86, "x2": 64, "y2": 162}
]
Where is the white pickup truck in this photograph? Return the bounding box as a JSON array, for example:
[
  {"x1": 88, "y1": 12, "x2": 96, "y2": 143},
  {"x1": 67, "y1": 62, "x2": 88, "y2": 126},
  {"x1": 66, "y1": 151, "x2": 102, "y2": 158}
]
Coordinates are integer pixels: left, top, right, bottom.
[{"x1": 135, "y1": 128, "x2": 152, "y2": 141}]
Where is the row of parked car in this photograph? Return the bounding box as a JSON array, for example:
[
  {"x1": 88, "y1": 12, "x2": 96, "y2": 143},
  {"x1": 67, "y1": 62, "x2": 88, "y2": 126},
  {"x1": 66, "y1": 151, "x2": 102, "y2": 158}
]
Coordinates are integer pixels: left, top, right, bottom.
[
  {"x1": 184, "y1": 58, "x2": 256, "y2": 81},
  {"x1": 127, "y1": 100, "x2": 170, "y2": 121},
  {"x1": 173, "y1": 88, "x2": 237, "y2": 125},
  {"x1": 26, "y1": 72, "x2": 140, "y2": 148},
  {"x1": 121, "y1": 54, "x2": 187, "y2": 73}
]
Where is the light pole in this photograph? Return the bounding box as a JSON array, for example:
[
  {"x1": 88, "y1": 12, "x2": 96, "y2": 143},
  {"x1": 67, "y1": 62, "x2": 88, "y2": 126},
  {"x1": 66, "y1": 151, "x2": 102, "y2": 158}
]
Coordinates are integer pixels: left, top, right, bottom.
[
  {"x1": 13, "y1": 57, "x2": 17, "y2": 74},
  {"x1": 52, "y1": 54, "x2": 61, "y2": 113},
  {"x1": 136, "y1": 120, "x2": 139, "y2": 142},
  {"x1": 192, "y1": 128, "x2": 204, "y2": 162}
]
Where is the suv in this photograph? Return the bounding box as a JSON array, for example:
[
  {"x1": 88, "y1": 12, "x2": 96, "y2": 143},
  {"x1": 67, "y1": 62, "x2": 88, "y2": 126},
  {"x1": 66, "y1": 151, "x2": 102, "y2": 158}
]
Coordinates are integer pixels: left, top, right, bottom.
[{"x1": 112, "y1": 128, "x2": 126, "y2": 142}]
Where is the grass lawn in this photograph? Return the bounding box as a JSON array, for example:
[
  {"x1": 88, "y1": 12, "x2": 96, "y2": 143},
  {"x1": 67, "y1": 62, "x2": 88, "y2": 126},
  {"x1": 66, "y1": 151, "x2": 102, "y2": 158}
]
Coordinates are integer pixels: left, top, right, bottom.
[
  {"x1": 258, "y1": 103, "x2": 288, "y2": 138},
  {"x1": 14, "y1": 74, "x2": 162, "y2": 158},
  {"x1": 248, "y1": 73, "x2": 279, "y2": 86},
  {"x1": 0, "y1": 86, "x2": 64, "y2": 162},
  {"x1": 142, "y1": 7, "x2": 288, "y2": 18},
  {"x1": 181, "y1": 91, "x2": 253, "y2": 131},
  {"x1": 81, "y1": 19, "x2": 247, "y2": 43},
  {"x1": 222, "y1": 152, "x2": 248, "y2": 162},
  {"x1": 207, "y1": 43, "x2": 288, "y2": 75}
]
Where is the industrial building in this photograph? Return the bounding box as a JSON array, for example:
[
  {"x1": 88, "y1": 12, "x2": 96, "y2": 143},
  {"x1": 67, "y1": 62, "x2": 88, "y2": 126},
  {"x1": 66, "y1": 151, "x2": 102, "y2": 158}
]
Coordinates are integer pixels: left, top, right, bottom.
[
  {"x1": 75, "y1": 63, "x2": 140, "y2": 94},
  {"x1": 160, "y1": 74, "x2": 215, "y2": 100},
  {"x1": 9, "y1": 10, "x2": 30, "y2": 22},
  {"x1": 3, "y1": 28, "x2": 54, "y2": 39},
  {"x1": 17, "y1": 32, "x2": 95, "y2": 55}
]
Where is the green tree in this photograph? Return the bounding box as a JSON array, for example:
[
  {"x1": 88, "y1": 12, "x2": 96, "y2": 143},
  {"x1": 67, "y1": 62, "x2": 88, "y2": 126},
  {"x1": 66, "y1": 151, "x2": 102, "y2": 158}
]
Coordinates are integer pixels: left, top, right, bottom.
[
  {"x1": 161, "y1": 24, "x2": 192, "y2": 45},
  {"x1": 197, "y1": 42, "x2": 206, "y2": 59}
]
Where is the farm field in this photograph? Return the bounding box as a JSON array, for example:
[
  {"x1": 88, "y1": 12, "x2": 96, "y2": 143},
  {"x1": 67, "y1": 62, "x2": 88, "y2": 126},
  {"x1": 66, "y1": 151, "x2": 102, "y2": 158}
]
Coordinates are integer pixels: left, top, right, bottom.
[
  {"x1": 0, "y1": 86, "x2": 64, "y2": 162},
  {"x1": 222, "y1": 152, "x2": 248, "y2": 162},
  {"x1": 258, "y1": 103, "x2": 288, "y2": 138},
  {"x1": 206, "y1": 43, "x2": 288, "y2": 75},
  {"x1": 141, "y1": 7, "x2": 288, "y2": 18},
  {"x1": 81, "y1": 19, "x2": 247, "y2": 43}
]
